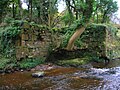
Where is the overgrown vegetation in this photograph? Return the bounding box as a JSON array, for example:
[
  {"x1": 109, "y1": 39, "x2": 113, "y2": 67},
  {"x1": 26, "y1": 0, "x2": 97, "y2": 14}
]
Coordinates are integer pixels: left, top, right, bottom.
[
  {"x1": 18, "y1": 57, "x2": 45, "y2": 69},
  {"x1": 0, "y1": 0, "x2": 120, "y2": 72},
  {"x1": 0, "y1": 18, "x2": 21, "y2": 57},
  {"x1": 0, "y1": 57, "x2": 45, "y2": 72},
  {"x1": 0, "y1": 18, "x2": 47, "y2": 72}
]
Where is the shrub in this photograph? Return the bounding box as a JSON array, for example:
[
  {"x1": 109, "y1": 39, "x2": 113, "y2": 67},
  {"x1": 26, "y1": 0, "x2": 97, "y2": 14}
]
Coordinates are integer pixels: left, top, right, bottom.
[{"x1": 18, "y1": 57, "x2": 45, "y2": 69}]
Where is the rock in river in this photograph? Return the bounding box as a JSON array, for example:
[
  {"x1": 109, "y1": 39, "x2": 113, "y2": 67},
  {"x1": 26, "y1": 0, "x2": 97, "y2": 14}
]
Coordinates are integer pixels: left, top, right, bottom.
[{"x1": 32, "y1": 71, "x2": 45, "y2": 78}]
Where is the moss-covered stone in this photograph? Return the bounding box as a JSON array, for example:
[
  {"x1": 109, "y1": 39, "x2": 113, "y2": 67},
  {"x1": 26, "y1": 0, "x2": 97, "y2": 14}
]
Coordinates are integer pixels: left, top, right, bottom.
[
  {"x1": 47, "y1": 24, "x2": 119, "y2": 65},
  {"x1": 56, "y1": 57, "x2": 91, "y2": 67}
]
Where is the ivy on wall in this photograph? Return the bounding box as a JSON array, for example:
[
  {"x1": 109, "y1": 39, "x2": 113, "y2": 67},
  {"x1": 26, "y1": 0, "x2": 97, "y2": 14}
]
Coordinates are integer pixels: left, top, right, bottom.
[{"x1": 0, "y1": 18, "x2": 49, "y2": 58}]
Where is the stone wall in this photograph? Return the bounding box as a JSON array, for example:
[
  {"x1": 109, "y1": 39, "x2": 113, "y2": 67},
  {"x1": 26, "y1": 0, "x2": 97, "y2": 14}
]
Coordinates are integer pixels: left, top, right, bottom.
[
  {"x1": 80, "y1": 24, "x2": 118, "y2": 59},
  {"x1": 16, "y1": 23, "x2": 51, "y2": 60},
  {"x1": 15, "y1": 23, "x2": 118, "y2": 60},
  {"x1": 79, "y1": 24, "x2": 106, "y2": 57}
]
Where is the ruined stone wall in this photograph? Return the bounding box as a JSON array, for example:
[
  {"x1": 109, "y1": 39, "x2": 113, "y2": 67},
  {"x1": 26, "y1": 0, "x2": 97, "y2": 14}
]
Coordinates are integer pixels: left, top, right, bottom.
[
  {"x1": 15, "y1": 23, "x2": 118, "y2": 60},
  {"x1": 80, "y1": 24, "x2": 118, "y2": 59},
  {"x1": 106, "y1": 26, "x2": 120, "y2": 59},
  {"x1": 16, "y1": 23, "x2": 51, "y2": 60},
  {"x1": 78, "y1": 24, "x2": 113, "y2": 59}
]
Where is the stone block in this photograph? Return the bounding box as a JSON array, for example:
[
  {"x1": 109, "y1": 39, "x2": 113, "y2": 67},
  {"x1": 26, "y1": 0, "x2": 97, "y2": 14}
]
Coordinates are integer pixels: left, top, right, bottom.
[
  {"x1": 21, "y1": 41, "x2": 26, "y2": 46},
  {"x1": 21, "y1": 34, "x2": 29, "y2": 40},
  {"x1": 32, "y1": 35, "x2": 37, "y2": 41},
  {"x1": 26, "y1": 41, "x2": 34, "y2": 47}
]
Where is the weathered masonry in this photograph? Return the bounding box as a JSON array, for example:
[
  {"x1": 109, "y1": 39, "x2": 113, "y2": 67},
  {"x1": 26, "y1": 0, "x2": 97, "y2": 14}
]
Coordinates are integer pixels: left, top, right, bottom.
[
  {"x1": 15, "y1": 23, "x2": 51, "y2": 60},
  {"x1": 80, "y1": 24, "x2": 119, "y2": 59},
  {"x1": 47, "y1": 24, "x2": 119, "y2": 61},
  {"x1": 11, "y1": 23, "x2": 119, "y2": 60}
]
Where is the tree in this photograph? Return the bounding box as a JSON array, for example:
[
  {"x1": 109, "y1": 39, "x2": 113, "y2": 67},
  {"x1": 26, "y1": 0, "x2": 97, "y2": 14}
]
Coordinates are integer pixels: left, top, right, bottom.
[
  {"x1": 64, "y1": 0, "x2": 74, "y2": 25},
  {"x1": 92, "y1": 0, "x2": 118, "y2": 23},
  {"x1": 7, "y1": 0, "x2": 23, "y2": 19},
  {"x1": 12, "y1": 0, "x2": 16, "y2": 18},
  {"x1": 63, "y1": 0, "x2": 93, "y2": 25},
  {"x1": 18, "y1": 0, "x2": 22, "y2": 18},
  {"x1": 32, "y1": 0, "x2": 58, "y2": 27},
  {"x1": 29, "y1": 0, "x2": 33, "y2": 21},
  {"x1": 66, "y1": 0, "x2": 94, "y2": 50},
  {"x1": 23, "y1": 0, "x2": 33, "y2": 21},
  {"x1": 64, "y1": 0, "x2": 118, "y2": 50},
  {"x1": 100, "y1": 0, "x2": 118, "y2": 23},
  {"x1": 0, "y1": 0, "x2": 9, "y2": 23}
]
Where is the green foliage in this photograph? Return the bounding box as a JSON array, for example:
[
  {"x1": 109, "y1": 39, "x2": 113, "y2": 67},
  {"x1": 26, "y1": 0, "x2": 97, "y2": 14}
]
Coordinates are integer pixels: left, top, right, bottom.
[
  {"x1": 4, "y1": 17, "x2": 15, "y2": 24},
  {"x1": 0, "y1": 18, "x2": 21, "y2": 56},
  {"x1": 92, "y1": 0, "x2": 118, "y2": 23},
  {"x1": 29, "y1": 22, "x2": 48, "y2": 30},
  {"x1": 116, "y1": 30, "x2": 120, "y2": 38},
  {"x1": 61, "y1": 11, "x2": 75, "y2": 25},
  {"x1": 0, "y1": 0, "x2": 10, "y2": 23},
  {"x1": 31, "y1": 0, "x2": 58, "y2": 25},
  {"x1": 18, "y1": 57, "x2": 45, "y2": 69},
  {"x1": 0, "y1": 57, "x2": 11, "y2": 69},
  {"x1": 0, "y1": 56, "x2": 17, "y2": 70},
  {"x1": 91, "y1": 56, "x2": 103, "y2": 62},
  {"x1": 105, "y1": 24, "x2": 120, "y2": 59},
  {"x1": 63, "y1": 0, "x2": 94, "y2": 25},
  {"x1": 0, "y1": 56, "x2": 45, "y2": 70},
  {"x1": 99, "y1": 0, "x2": 118, "y2": 14},
  {"x1": 106, "y1": 24, "x2": 118, "y2": 37},
  {"x1": 60, "y1": 19, "x2": 86, "y2": 48}
]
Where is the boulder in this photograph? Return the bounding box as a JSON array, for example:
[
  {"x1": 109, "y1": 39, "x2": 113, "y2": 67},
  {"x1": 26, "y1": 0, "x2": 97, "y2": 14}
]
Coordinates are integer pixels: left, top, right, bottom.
[{"x1": 32, "y1": 71, "x2": 45, "y2": 78}]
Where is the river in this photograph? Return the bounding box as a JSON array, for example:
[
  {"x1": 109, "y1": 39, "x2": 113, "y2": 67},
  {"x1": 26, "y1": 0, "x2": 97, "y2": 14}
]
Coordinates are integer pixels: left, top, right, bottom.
[{"x1": 0, "y1": 59, "x2": 120, "y2": 90}]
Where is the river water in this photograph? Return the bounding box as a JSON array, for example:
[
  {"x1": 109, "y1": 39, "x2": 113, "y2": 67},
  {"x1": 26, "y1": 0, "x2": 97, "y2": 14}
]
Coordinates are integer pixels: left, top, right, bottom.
[{"x1": 1, "y1": 59, "x2": 120, "y2": 90}]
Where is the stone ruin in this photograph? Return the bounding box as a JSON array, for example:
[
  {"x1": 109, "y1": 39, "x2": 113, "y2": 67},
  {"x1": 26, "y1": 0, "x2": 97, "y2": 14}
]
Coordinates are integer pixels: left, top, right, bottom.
[
  {"x1": 47, "y1": 24, "x2": 119, "y2": 61},
  {"x1": 15, "y1": 23, "x2": 51, "y2": 60},
  {"x1": 14, "y1": 23, "x2": 119, "y2": 60},
  {"x1": 80, "y1": 24, "x2": 119, "y2": 59}
]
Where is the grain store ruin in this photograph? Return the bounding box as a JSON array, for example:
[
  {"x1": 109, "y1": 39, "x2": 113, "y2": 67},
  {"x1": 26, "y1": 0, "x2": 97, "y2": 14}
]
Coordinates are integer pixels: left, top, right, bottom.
[{"x1": 15, "y1": 22, "x2": 51, "y2": 60}]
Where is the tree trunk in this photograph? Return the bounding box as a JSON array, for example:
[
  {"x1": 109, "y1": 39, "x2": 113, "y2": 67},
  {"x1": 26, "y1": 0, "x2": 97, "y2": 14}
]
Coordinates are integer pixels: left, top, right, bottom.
[
  {"x1": 37, "y1": 7, "x2": 40, "y2": 23},
  {"x1": 12, "y1": 3, "x2": 15, "y2": 18},
  {"x1": 30, "y1": 0, "x2": 32, "y2": 21},
  {"x1": 27, "y1": 3, "x2": 30, "y2": 19},
  {"x1": 66, "y1": 27, "x2": 85, "y2": 50},
  {"x1": 18, "y1": 0, "x2": 22, "y2": 19},
  {"x1": 28, "y1": 0, "x2": 32, "y2": 21},
  {"x1": 66, "y1": 0, "x2": 94, "y2": 51},
  {"x1": 66, "y1": 0, "x2": 74, "y2": 25},
  {"x1": 101, "y1": 12, "x2": 106, "y2": 23},
  {"x1": 0, "y1": 15, "x2": 2, "y2": 24}
]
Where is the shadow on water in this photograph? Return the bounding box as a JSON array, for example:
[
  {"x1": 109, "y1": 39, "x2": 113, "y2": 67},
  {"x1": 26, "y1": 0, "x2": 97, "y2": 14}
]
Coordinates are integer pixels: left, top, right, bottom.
[
  {"x1": 92, "y1": 59, "x2": 120, "y2": 68},
  {"x1": 1, "y1": 59, "x2": 120, "y2": 90}
]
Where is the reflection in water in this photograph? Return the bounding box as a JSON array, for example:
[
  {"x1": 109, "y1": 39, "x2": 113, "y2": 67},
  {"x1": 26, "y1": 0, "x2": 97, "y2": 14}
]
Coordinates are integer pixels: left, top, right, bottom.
[{"x1": 1, "y1": 59, "x2": 120, "y2": 90}]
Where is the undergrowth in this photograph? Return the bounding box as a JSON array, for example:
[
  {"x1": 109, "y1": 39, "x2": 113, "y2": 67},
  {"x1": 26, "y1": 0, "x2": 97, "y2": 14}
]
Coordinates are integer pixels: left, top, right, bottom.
[{"x1": 18, "y1": 57, "x2": 45, "y2": 69}]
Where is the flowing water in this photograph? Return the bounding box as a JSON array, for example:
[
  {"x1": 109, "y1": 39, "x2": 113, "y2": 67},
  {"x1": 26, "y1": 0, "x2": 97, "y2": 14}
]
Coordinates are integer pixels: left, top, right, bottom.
[{"x1": 1, "y1": 59, "x2": 120, "y2": 90}]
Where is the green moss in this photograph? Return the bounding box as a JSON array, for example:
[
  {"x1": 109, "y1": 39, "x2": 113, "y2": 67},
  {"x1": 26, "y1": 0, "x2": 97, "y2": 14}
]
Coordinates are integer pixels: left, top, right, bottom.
[{"x1": 56, "y1": 57, "x2": 91, "y2": 66}]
